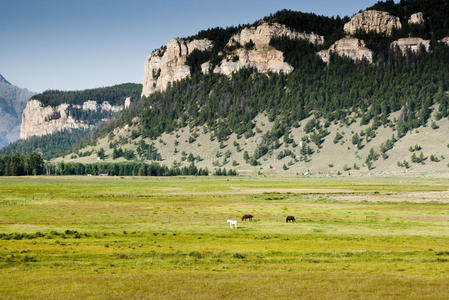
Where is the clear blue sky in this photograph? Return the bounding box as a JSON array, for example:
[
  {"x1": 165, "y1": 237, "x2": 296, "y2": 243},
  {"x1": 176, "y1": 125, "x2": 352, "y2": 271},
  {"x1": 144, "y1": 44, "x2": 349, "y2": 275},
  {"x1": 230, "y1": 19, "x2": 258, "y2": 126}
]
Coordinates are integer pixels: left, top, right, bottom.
[{"x1": 0, "y1": 0, "x2": 388, "y2": 92}]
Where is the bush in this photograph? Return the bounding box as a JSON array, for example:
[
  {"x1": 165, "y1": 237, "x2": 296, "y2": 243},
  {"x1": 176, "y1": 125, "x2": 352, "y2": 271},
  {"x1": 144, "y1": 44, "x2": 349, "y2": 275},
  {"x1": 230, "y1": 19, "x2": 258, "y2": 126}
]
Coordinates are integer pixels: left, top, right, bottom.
[
  {"x1": 189, "y1": 251, "x2": 203, "y2": 259},
  {"x1": 431, "y1": 121, "x2": 439, "y2": 129},
  {"x1": 430, "y1": 154, "x2": 440, "y2": 162}
]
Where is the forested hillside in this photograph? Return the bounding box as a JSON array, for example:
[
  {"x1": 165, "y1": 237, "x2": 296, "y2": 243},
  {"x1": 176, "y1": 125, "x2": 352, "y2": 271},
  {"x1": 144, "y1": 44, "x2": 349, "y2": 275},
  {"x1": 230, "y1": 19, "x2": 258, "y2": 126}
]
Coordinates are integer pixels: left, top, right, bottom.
[
  {"x1": 17, "y1": 0, "x2": 449, "y2": 175},
  {"x1": 0, "y1": 129, "x2": 92, "y2": 159},
  {"x1": 34, "y1": 83, "x2": 141, "y2": 107}
]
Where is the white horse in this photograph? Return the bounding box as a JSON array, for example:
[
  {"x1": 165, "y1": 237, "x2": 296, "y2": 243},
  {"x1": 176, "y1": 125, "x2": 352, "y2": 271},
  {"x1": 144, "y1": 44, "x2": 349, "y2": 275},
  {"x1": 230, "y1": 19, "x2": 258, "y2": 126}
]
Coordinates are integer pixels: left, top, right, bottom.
[{"x1": 227, "y1": 219, "x2": 237, "y2": 229}]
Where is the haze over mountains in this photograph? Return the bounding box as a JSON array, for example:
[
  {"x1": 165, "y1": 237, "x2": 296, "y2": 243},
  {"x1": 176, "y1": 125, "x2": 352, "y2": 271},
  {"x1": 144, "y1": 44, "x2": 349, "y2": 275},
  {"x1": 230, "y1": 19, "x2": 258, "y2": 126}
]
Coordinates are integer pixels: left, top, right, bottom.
[
  {"x1": 2, "y1": 0, "x2": 449, "y2": 176},
  {"x1": 0, "y1": 74, "x2": 35, "y2": 148}
]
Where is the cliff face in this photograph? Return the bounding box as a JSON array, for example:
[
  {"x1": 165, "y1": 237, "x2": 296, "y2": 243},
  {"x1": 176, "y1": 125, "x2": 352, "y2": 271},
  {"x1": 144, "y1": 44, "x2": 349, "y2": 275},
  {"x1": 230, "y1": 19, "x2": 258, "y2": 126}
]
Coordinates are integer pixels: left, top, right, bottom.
[
  {"x1": 440, "y1": 37, "x2": 449, "y2": 46},
  {"x1": 409, "y1": 12, "x2": 424, "y2": 25},
  {"x1": 318, "y1": 37, "x2": 373, "y2": 63},
  {"x1": 20, "y1": 99, "x2": 124, "y2": 139},
  {"x1": 344, "y1": 10, "x2": 402, "y2": 36},
  {"x1": 142, "y1": 39, "x2": 213, "y2": 97},
  {"x1": 0, "y1": 77, "x2": 35, "y2": 148},
  {"x1": 390, "y1": 37, "x2": 430, "y2": 55},
  {"x1": 142, "y1": 22, "x2": 324, "y2": 97},
  {"x1": 213, "y1": 22, "x2": 323, "y2": 76}
]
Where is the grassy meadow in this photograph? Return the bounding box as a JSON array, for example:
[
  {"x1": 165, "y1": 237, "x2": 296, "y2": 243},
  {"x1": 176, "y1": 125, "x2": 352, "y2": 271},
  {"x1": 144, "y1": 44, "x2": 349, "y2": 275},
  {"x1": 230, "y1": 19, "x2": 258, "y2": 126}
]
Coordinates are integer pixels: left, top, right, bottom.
[{"x1": 1, "y1": 176, "x2": 449, "y2": 299}]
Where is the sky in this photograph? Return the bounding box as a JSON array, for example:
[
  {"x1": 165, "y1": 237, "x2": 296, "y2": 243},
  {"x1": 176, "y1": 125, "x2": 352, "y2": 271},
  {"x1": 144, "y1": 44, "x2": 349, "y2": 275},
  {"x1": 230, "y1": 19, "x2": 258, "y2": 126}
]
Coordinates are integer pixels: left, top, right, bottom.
[{"x1": 0, "y1": 0, "x2": 389, "y2": 93}]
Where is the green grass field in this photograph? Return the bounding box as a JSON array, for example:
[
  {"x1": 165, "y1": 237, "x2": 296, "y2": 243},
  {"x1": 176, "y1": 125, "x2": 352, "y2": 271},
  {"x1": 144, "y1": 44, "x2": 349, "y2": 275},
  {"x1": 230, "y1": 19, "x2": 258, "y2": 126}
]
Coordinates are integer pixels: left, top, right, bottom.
[{"x1": 1, "y1": 176, "x2": 449, "y2": 299}]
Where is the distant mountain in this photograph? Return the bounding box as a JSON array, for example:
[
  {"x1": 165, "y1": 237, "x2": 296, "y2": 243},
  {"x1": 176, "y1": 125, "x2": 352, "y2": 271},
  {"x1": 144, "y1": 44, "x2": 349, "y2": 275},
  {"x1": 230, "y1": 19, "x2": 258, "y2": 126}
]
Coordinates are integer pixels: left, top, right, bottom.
[
  {"x1": 0, "y1": 83, "x2": 141, "y2": 158},
  {"x1": 0, "y1": 74, "x2": 35, "y2": 148},
  {"x1": 0, "y1": 74, "x2": 11, "y2": 85}
]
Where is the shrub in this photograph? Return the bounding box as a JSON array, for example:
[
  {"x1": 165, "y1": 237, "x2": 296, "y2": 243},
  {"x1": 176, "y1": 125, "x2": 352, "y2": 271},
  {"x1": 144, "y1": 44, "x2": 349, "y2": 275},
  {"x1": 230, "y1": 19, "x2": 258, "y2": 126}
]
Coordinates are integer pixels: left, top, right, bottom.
[
  {"x1": 430, "y1": 154, "x2": 440, "y2": 162},
  {"x1": 189, "y1": 251, "x2": 203, "y2": 259}
]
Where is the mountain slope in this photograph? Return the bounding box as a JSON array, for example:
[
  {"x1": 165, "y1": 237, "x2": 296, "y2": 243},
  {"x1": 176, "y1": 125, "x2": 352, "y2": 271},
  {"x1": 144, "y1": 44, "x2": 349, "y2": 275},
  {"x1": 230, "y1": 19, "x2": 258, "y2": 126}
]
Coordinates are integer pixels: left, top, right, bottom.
[
  {"x1": 0, "y1": 83, "x2": 141, "y2": 158},
  {"x1": 28, "y1": 1, "x2": 449, "y2": 175},
  {"x1": 0, "y1": 74, "x2": 35, "y2": 148}
]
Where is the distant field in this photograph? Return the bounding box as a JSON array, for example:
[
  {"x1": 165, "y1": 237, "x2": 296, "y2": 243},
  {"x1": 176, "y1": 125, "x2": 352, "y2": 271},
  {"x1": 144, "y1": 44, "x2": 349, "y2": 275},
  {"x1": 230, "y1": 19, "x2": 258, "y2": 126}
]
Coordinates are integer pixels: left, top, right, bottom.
[{"x1": 1, "y1": 176, "x2": 449, "y2": 299}]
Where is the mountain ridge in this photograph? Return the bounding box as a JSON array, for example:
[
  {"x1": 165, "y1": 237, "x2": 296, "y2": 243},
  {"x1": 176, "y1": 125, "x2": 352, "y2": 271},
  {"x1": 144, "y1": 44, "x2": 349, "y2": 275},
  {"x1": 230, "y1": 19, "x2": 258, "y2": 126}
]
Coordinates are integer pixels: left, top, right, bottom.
[
  {"x1": 0, "y1": 74, "x2": 35, "y2": 148},
  {"x1": 0, "y1": 73, "x2": 11, "y2": 85},
  {"x1": 6, "y1": 0, "x2": 449, "y2": 176}
]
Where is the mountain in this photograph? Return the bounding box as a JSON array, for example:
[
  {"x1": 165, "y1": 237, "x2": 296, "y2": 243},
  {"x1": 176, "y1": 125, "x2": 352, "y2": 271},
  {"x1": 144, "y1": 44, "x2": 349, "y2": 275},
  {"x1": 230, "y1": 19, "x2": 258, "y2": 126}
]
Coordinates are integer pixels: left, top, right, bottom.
[
  {"x1": 0, "y1": 74, "x2": 11, "y2": 85},
  {"x1": 0, "y1": 74, "x2": 35, "y2": 148},
  {"x1": 19, "y1": 83, "x2": 140, "y2": 139},
  {"x1": 0, "y1": 83, "x2": 141, "y2": 158},
  {"x1": 10, "y1": 0, "x2": 449, "y2": 176}
]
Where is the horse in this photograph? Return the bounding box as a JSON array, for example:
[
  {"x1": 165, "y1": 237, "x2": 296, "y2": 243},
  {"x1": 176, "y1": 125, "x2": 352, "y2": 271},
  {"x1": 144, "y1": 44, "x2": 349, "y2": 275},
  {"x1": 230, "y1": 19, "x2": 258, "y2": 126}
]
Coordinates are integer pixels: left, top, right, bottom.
[
  {"x1": 242, "y1": 214, "x2": 253, "y2": 221},
  {"x1": 286, "y1": 216, "x2": 295, "y2": 223},
  {"x1": 227, "y1": 219, "x2": 238, "y2": 229}
]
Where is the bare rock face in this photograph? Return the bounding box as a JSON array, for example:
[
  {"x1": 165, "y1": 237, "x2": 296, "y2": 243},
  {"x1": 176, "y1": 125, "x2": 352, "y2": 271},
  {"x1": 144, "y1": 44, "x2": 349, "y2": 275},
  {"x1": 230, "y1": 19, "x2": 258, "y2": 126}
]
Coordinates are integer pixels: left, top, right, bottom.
[
  {"x1": 344, "y1": 10, "x2": 402, "y2": 36},
  {"x1": 124, "y1": 97, "x2": 131, "y2": 109},
  {"x1": 439, "y1": 37, "x2": 449, "y2": 46},
  {"x1": 142, "y1": 23, "x2": 324, "y2": 97},
  {"x1": 214, "y1": 47, "x2": 293, "y2": 76},
  {"x1": 409, "y1": 12, "x2": 424, "y2": 25},
  {"x1": 142, "y1": 38, "x2": 213, "y2": 97},
  {"x1": 214, "y1": 22, "x2": 323, "y2": 76},
  {"x1": 20, "y1": 99, "x2": 124, "y2": 139},
  {"x1": 318, "y1": 37, "x2": 373, "y2": 63},
  {"x1": 227, "y1": 22, "x2": 324, "y2": 49},
  {"x1": 0, "y1": 79, "x2": 35, "y2": 147},
  {"x1": 390, "y1": 37, "x2": 430, "y2": 55}
]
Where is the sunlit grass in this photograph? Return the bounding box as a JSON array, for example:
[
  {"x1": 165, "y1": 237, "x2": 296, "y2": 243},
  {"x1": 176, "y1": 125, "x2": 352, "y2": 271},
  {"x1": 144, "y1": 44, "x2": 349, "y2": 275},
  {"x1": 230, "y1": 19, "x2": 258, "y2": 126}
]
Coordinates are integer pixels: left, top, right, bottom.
[{"x1": 0, "y1": 176, "x2": 449, "y2": 299}]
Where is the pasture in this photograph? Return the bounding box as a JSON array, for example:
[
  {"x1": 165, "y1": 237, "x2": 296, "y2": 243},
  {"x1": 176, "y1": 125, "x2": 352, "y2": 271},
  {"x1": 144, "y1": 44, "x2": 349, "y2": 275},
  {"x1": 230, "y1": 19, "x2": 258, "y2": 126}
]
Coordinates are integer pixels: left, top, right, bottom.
[{"x1": 0, "y1": 176, "x2": 449, "y2": 299}]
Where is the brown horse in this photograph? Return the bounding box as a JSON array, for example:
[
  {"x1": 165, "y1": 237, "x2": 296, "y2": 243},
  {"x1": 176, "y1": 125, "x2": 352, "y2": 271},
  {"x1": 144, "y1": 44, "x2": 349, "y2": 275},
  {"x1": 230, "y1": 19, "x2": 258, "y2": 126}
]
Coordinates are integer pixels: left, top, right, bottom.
[
  {"x1": 286, "y1": 216, "x2": 295, "y2": 223},
  {"x1": 242, "y1": 214, "x2": 253, "y2": 221}
]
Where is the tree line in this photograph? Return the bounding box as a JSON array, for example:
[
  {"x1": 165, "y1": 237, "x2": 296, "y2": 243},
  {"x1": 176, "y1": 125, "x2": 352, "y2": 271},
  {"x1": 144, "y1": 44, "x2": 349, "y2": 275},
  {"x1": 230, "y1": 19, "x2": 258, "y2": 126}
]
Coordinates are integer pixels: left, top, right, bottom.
[
  {"x1": 33, "y1": 83, "x2": 142, "y2": 107},
  {"x1": 0, "y1": 153, "x2": 215, "y2": 176}
]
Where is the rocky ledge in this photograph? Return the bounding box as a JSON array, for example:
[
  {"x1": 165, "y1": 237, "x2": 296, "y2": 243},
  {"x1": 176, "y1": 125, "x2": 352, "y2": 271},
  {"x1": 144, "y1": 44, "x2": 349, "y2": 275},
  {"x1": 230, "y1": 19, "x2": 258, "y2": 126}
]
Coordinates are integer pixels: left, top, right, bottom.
[
  {"x1": 142, "y1": 22, "x2": 324, "y2": 97},
  {"x1": 344, "y1": 10, "x2": 402, "y2": 36},
  {"x1": 20, "y1": 99, "x2": 125, "y2": 139},
  {"x1": 318, "y1": 37, "x2": 373, "y2": 63},
  {"x1": 390, "y1": 38, "x2": 430, "y2": 55}
]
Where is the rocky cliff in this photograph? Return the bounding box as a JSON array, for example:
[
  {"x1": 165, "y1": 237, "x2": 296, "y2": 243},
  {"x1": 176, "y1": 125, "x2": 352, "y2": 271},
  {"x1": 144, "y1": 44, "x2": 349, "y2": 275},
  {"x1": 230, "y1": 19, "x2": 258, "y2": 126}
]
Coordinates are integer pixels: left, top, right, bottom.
[
  {"x1": 440, "y1": 37, "x2": 449, "y2": 46},
  {"x1": 142, "y1": 22, "x2": 324, "y2": 97},
  {"x1": 0, "y1": 75, "x2": 35, "y2": 148},
  {"x1": 213, "y1": 22, "x2": 323, "y2": 76},
  {"x1": 390, "y1": 37, "x2": 430, "y2": 55},
  {"x1": 318, "y1": 37, "x2": 373, "y2": 63},
  {"x1": 344, "y1": 10, "x2": 402, "y2": 36},
  {"x1": 409, "y1": 12, "x2": 425, "y2": 25},
  {"x1": 20, "y1": 99, "x2": 125, "y2": 139},
  {"x1": 142, "y1": 38, "x2": 213, "y2": 97}
]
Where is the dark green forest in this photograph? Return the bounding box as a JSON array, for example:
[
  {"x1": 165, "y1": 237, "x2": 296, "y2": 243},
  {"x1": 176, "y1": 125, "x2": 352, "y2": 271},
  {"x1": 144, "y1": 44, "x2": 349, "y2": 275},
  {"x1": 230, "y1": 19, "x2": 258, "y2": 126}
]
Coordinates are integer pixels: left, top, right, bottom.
[
  {"x1": 33, "y1": 83, "x2": 142, "y2": 107},
  {"x1": 105, "y1": 43, "x2": 449, "y2": 147},
  {"x1": 0, "y1": 129, "x2": 93, "y2": 159},
  {"x1": 0, "y1": 153, "x2": 210, "y2": 176}
]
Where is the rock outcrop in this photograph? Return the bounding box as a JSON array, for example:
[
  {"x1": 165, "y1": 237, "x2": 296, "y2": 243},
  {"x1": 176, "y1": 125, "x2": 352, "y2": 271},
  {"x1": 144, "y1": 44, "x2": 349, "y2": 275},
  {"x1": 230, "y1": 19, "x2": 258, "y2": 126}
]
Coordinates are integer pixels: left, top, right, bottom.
[
  {"x1": 213, "y1": 47, "x2": 293, "y2": 76},
  {"x1": 409, "y1": 12, "x2": 424, "y2": 25},
  {"x1": 142, "y1": 22, "x2": 324, "y2": 97},
  {"x1": 213, "y1": 22, "x2": 323, "y2": 76},
  {"x1": 344, "y1": 10, "x2": 402, "y2": 36},
  {"x1": 318, "y1": 37, "x2": 373, "y2": 63},
  {"x1": 20, "y1": 99, "x2": 125, "y2": 139},
  {"x1": 142, "y1": 38, "x2": 213, "y2": 97},
  {"x1": 226, "y1": 22, "x2": 324, "y2": 49},
  {"x1": 439, "y1": 37, "x2": 449, "y2": 46},
  {"x1": 390, "y1": 37, "x2": 430, "y2": 55}
]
